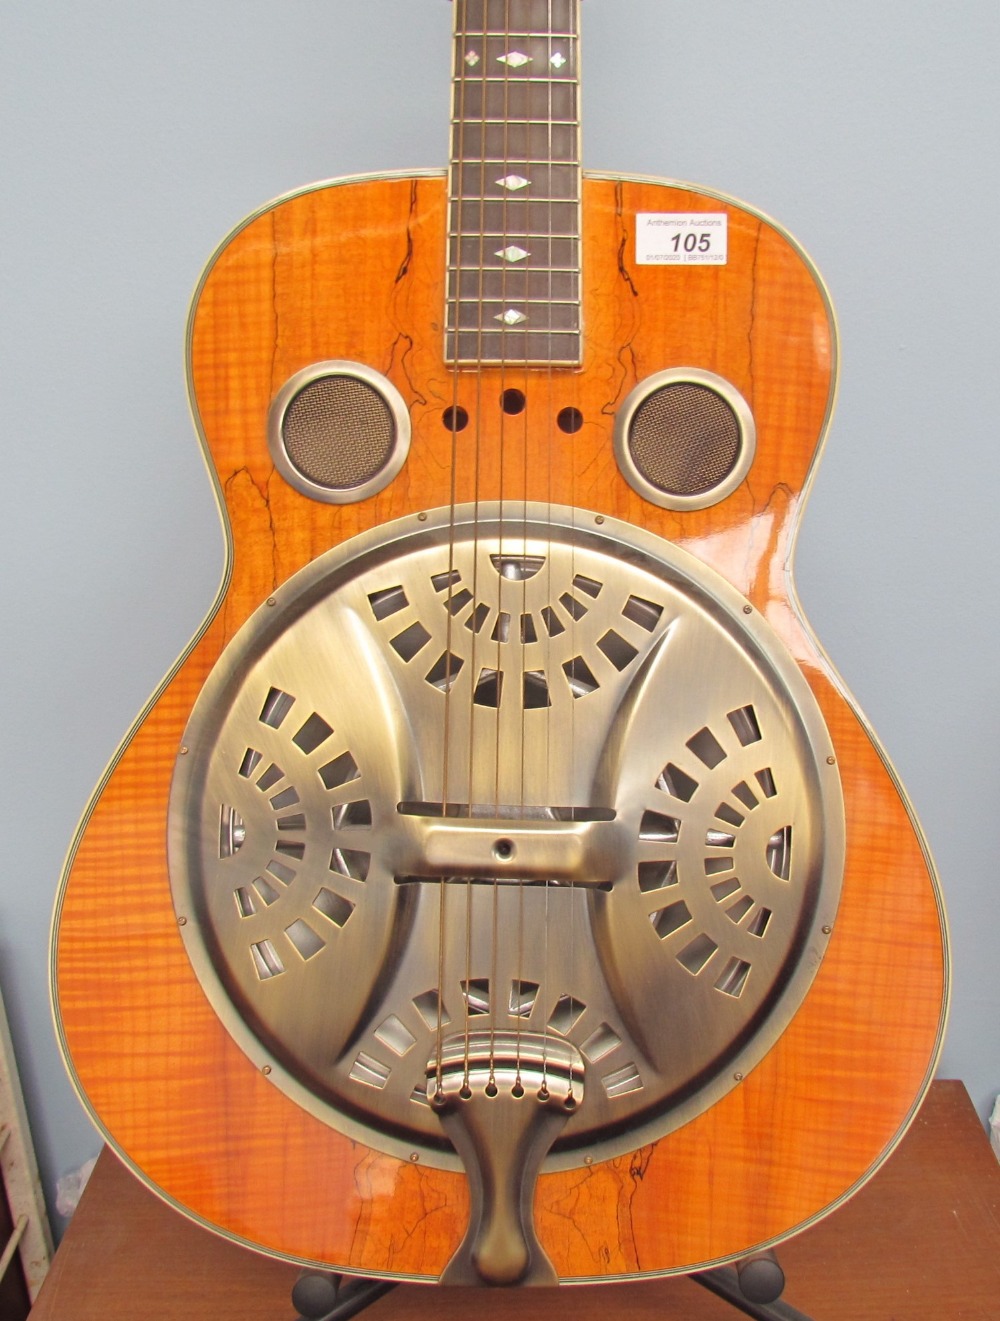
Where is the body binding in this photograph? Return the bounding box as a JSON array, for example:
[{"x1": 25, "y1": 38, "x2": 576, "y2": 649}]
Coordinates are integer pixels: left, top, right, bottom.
[{"x1": 52, "y1": 169, "x2": 948, "y2": 1279}]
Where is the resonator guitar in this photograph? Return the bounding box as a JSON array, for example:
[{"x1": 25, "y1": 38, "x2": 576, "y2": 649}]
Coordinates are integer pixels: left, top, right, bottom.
[{"x1": 53, "y1": 0, "x2": 948, "y2": 1290}]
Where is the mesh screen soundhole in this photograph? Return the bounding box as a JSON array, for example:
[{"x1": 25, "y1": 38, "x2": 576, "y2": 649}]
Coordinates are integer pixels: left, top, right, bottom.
[
  {"x1": 628, "y1": 383, "x2": 742, "y2": 497},
  {"x1": 282, "y1": 375, "x2": 397, "y2": 490}
]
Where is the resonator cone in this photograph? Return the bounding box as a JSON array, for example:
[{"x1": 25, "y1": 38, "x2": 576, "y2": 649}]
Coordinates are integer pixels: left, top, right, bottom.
[{"x1": 168, "y1": 503, "x2": 843, "y2": 1170}]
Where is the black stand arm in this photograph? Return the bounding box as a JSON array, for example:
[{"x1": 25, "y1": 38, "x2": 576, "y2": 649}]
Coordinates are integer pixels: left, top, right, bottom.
[
  {"x1": 290, "y1": 1252, "x2": 816, "y2": 1321},
  {"x1": 292, "y1": 1272, "x2": 398, "y2": 1321},
  {"x1": 692, "y1": 1251, "x2": 815, "y2": 1321}
]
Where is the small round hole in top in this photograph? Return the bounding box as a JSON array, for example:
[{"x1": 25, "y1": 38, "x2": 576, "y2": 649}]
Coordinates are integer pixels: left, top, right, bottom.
[
  {"x1": 443, "y1": 405, "x2": 469, "y2": 432},
  {"x1": 558, "y1": 407, "x2": 584, "y2": 434}
]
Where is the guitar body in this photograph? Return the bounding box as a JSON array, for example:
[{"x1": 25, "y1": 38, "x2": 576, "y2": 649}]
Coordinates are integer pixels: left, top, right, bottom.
[{"x1": 52, "y1": 168, "x2": 948, "y2": 1280}]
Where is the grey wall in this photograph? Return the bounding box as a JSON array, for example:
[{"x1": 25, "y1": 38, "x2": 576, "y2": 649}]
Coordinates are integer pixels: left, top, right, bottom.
[{"x1": 2, "y1": 0, "x2": 997, "y2": 1233}]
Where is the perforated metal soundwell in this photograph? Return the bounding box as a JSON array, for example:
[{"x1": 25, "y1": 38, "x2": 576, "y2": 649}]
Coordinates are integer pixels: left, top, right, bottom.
[
  {"x1": 168, "y1": 503, "x2": 843, "y2": 1172},
  {"x1": 614, "y1": 368, "x2": 756, "y2": 510},
  {"x1": 268, "y1": 361, "x2": 411, "y2": 504}
]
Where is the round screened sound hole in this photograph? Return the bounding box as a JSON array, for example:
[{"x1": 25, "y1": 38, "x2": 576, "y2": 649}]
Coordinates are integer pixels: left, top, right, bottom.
[
  {"x1": 269, "y1": 362, "x2": 411, "y2": 505},
  {"x1": 282, "y1": 375, "x2": 396, "y2": 489},
  {"x1": 630, "y1": 383, "x2": 741, "y2": 497}
]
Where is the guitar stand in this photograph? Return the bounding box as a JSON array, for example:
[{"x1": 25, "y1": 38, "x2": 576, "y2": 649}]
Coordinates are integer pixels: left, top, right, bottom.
[
  {"x1": 290, "y1": 1252, "x2": 816, "y2": 1321},
  {"x1": 291, "y1": 1272, "x2": 396, "y2": 1321},
  {"x1": 691, "y1": 1256, "x2": 816, "y2": 1321}
]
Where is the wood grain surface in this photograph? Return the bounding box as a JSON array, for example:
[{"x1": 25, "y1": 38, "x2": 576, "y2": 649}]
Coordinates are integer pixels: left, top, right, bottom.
[
  {"x1": 51, "y1": 173, "x2": 948, "y2": 1279},
  {"x1": 31, "y1": 1082, "x2": 999, "y2": 1320}
]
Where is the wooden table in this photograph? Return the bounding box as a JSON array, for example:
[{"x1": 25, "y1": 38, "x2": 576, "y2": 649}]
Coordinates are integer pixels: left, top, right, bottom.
[{"x1": 30, "y1": 1081, "x2": 1000, "y2": 1320}]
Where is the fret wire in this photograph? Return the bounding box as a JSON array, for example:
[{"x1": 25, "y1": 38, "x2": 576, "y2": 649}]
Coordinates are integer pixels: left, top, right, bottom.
[
  {"x1": 448, "y1": 323, "x2": 583, "y2": 332},
  {"x1": 452, "y1": 117, "x2": 579, "y2": 126},
  {"x1": 461, "y1": 76, "x2": 577, "y2": 84},
  {"x1": 454, "y1": 89, "x2": 577, "y2": 120},
  {"x1": 465, "y1": 31, "x2": 578, "y2": 40},
  {"x1": 454, "y1": 359, "x2": 582, "y2": 367},
  {"x1": 452, "y1": 162, "x2": 580, "y2": 171},
  {"x1": 449, "y1": 341, "x2": 583, "y2": 348},
  {"x1": 449, "y1": 237, "x2": 581, "y2": 245},
  {"x1": 453, "y1": 265, "x2": 579, "y2": 273},
  {"x1": 450, "y1": 286, "x2": 581, "y2": 299},
  {"x1": 454, "y1": 296, "x2": 580, "y2": 304},
  {"x1": 448, "y1": 338, "x2": 582, "y2": 343},
  {"x1": 449, "y1": 163, "x2": 581, "y2": 170},
  {"x1": 452, "y1": 159, "x2": 578, "y2": 166},
  {"x1": 452, "y1": 197, "x2": 580, "y2": 205},
  {"x1": 448, "y1": 231, "x2": 581, "y2": 238},
  {"x1": 449, "y1": 324, "x2": 581, "y2": 335}
]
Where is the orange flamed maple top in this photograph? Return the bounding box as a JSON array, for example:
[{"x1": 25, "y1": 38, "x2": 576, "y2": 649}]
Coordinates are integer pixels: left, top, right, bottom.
[{"x1": 52, "y1": 171, "x2": 948, "y2": 1280}]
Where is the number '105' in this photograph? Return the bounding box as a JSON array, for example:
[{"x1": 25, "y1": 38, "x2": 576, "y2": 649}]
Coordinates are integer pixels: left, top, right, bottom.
[{"x1": 671, "y1": 232, "x2": 712, "y2": 252}]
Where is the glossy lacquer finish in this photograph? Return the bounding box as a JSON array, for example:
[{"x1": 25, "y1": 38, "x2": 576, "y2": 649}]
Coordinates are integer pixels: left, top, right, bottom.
[{"x1": 52, "y1": 173, "x2": 948, "y2": 1278}]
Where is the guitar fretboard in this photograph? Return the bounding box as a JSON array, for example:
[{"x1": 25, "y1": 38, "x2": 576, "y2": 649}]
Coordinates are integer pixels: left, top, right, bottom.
[{"x1": 447, "y1": 0, "x2": 582, "y2": 365}]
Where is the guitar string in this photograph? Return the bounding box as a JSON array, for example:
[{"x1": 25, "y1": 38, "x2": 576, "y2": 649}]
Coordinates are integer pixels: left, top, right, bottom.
[
  {"x1": 437, "y1": 0, "x2": 470, "y2": 1099},
  {"x1": 493, "y1": 0, "x2": 517, "y2": 1094},
  {"x1": 444, "y1": 0, "x2": 489, "y2": 1099},
  {"x1": 565, "y1": 0, "x2": 581, "y2": 1106},
  {"x1": 447, "y1": 0, "x2": 583, "y2": 1102},
  {"x1": 542, "y1": 0, "x2": 556, "y2": 1104},
  {"x1": 514, "y1": 3, "x2": 532, "y2": 1095},
  {"x1": 514, "y1": 0, "x2": 535, "y2": 1097},
  {"x1": 537, "y1": 0, "x2": 580, "y2": 1104},
  {"x1": 486, "y1": 0, "x2": 509, "y2": 1093},
  {"x1": 534, "y1": 0, "x2": 553, "y2": 1103},
  {"x1": 462, "y1": 0, "x2": 493, "y2": 1096}
]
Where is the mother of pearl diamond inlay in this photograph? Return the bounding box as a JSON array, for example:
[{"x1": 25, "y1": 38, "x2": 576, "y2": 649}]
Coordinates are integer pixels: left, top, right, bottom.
[
  {"x1": 497, "y1": 309, "x2": 528, "y2": 325},
  {"x1": 497, "y1": 175, "x2": 529, "y2": 191},
  {"x1": 497, "y1": 246, "x2": 530, "y2": 263},
  {"x1": 551, "y1": 52, "x2": 567, "y2": 69},
  {"x1": 498, "y1": 51, "x2": 531, "y2": 67}
]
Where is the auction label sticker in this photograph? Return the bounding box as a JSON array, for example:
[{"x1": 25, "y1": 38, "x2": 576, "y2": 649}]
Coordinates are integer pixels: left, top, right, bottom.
[{"x1": 636, "y1": 213, "x2": 728, "y2": 265}]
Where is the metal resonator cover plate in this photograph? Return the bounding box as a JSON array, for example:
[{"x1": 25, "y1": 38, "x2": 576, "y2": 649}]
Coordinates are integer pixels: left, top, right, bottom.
[{"x1": 169, "y1": 504, "x2": 844, "y2": 1170}]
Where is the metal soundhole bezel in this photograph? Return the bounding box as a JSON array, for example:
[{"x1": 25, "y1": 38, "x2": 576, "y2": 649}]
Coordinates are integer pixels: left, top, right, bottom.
[
  {"x1": 267, "y1": 359, "x2": 411, "y2": 505},
  {"x1": 613, "y1": 367, "x2": 756, "y2": 511}
]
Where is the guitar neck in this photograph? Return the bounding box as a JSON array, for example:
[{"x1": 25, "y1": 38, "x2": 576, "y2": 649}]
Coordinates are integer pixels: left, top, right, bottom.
[{"x1": 446, "y1": 0, "x2": 582, "y2": 366}]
